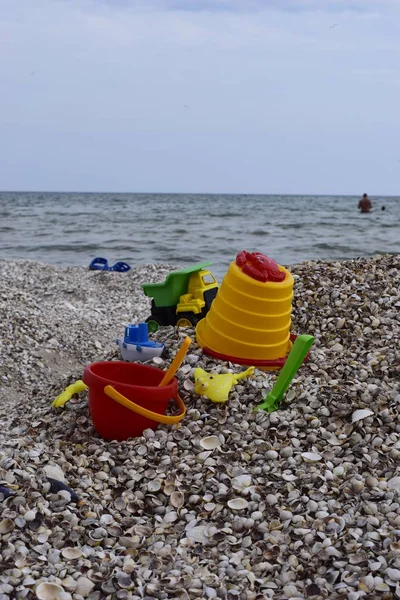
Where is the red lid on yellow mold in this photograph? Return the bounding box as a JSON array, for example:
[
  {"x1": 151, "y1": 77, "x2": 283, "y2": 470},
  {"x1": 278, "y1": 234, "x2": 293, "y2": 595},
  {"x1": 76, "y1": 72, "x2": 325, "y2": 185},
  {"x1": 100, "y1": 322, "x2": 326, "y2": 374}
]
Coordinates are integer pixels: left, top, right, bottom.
[
  {"x1": 236, "y1": 251, "x2": 286, "y2": 282},
  {"x1": 196, "y1": 250, "x2": 294, "y2": 369}
]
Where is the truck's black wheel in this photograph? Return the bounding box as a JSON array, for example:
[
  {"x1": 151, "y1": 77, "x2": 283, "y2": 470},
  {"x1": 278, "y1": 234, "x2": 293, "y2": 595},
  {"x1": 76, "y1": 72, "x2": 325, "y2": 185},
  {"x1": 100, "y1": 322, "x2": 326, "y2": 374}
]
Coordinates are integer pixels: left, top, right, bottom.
[
  {"x1": 146, "y1": 317, "x2": 160, "y2": 333},
  {"x1": 176, "y1": 313, "x2": 199, "y2": 328}
]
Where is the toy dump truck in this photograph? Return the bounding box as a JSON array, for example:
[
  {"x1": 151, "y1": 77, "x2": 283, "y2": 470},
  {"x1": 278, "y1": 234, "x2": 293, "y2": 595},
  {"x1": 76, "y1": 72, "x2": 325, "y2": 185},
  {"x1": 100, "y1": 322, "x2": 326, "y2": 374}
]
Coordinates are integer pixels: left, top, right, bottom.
[{"x1": 142, "y1": 262, "x2": 219, "y2": 332}]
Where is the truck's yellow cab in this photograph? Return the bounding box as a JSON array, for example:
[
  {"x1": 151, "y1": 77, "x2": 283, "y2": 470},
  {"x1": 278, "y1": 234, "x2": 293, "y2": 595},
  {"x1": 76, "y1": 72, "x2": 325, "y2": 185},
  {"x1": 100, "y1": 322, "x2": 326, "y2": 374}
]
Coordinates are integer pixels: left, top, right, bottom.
[{"x1": 176, "y1": 269, "x2": 219, "y2": 316}]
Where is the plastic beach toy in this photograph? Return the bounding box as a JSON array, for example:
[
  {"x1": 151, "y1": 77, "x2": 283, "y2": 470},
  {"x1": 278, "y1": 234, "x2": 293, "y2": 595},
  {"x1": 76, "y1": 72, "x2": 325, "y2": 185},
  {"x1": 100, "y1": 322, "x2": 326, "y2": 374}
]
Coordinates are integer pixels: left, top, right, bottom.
[
  {"x1": 116, "y1": 322, "x2": 165, "y2": 362},
  {"x1": 84, "y1": 362, "x2": 185, "y2": 441},
  {"x1": 52, "y1": 380, "x2": 88, "y2": 408},
  {"x1": 158, "y1": 336, "x2": 191, "y2": 387},
  {"x1": 196, "y1": 250, "x2": 296, "y2": 370},
  {"x1": 194, "y1": 366, "x2": 255, "y2": 403},
  {"x1": 52, "y1": 338, "x2": 191, "y2": 441},
  {"x1": 89, "y1": 257, "x2": 131, "y2": 272},
  {"x1": 255, "y1": 334, "x2": 315, "y2": 412},
  {"x1": 142, "y1": 262, "x2": 218, "y2": 332}
]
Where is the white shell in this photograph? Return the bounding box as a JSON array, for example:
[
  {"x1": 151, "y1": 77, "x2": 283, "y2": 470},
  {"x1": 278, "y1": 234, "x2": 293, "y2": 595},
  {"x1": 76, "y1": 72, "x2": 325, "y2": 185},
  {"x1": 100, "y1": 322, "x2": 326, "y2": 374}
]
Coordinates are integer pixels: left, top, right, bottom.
[
  {"x1": 147, "y1": 480, "x2": 162, "y2": 492},
  {"x1": 324, "y1": 515, "x2": 345, "y2": 534},
  {"x1": 231, "y1": 474, "x2": 252, "y2": 491},
  {"x1": 99, "y1": 514, "x2": 113, "y2": 526},
  {"x1": 61, "y1": 576, "x2": 78, "y2": 591},
  {"x1": 75, "y1": 577, "x2": 95, "y2": 597},
  {"x1": 388, "y1": 477, "x2": 400, "y2": 491},
  {"x1": 61, "y1": 547, "x2": 82, "y2": 560},
  {"x1": 186, "y1": 525, "x2": 208, "y2": 544},
  {"x1": 227, "y1": 498, "x2": 249, "y2": 510},
  {"x1": 197, "y1": 451, "x2": 212, "y2": 461},
  {"x1": 0, "y1": 518, "x2": 14, "y2": 534},
  {"x1": 301, "y1": 452, "x2": 322, "y2": 462},
  {"x1": 152, "y1": 356, "x2": 164, "y2": 365},
  {"x1": 170, "y1": 491, "x2": 184, "y2": 508},
  {"x1": 183, "y1": 379, "x2": 194, "y2": 391},
  {"x1": 164, "y1": 510, "x2": 178, "y2": 523},
  {"x1": 351, "y1": 409, "x2": 374, "y2": 423},
  {"x1": 200, "y1": 436, "x2": 221, "y2": 450},
  {"x1": 43, "y1": 464, "x2": 66, "y2": 482},
  {"x1": 386, "y1": 568, "x2": 400, "y2": 582},
  {"x1": 35, "y1": 582, "x2": 66, "y2": 600}
]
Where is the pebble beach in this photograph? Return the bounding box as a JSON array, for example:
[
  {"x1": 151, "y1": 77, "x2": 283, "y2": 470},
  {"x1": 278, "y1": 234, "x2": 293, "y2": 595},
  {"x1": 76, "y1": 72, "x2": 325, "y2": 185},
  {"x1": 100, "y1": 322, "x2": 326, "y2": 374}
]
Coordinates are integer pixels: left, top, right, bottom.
[{"x1": 0, "y1": 254, "x2": 400, "y2": 600}]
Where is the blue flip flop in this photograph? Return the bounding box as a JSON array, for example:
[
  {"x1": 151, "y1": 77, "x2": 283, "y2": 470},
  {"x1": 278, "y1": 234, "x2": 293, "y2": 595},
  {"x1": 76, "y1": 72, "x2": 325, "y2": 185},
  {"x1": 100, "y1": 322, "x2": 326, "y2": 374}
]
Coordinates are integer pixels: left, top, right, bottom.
[
  {"x1": 89, "y1": 258, "x2": 131, "y2": 272},
  {"x1": 89, "y1": 257, "x2": 109, "y2": 270},
  {"x1": 109, "y1": 261, "x2": 131, "y2": 272}
]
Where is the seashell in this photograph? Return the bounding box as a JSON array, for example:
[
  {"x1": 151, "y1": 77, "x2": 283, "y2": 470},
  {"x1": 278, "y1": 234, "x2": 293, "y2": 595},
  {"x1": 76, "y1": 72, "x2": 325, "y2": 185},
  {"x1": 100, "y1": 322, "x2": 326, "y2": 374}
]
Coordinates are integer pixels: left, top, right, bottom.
[
  {"x1": 89, "y1": 527, "x2": 107, "y2": 540},
  {"x1": 61, "y1": 547, "x2": 82, "y2": 560},
  {"x1": 75, "y1": 577, "x2": 95, "y2": 596},
  {"x1": 324, "y1": 515, "x2": 346, "y2": 534},
  {"x1": 351, "y1": 409, "x2": 374, "y2": 423},
  {"x1": 147, "y1": 479, "x2": 162, "y2": 492},
  {"x1": 43, "y1": 464, "x2": 66, "y2": 482},
  {"x1": 386, "y1": 568, "x2": 400, "y2": 582},
  {"x1": 62, "y1": 576, "x2": 78, "y2": 591},
  {"x1": 164, "y1": 510, "x2": 178, "y2": 523},
  {"x1": 200, "y1": 436, "x2": 221, "y2": 450},
  {"x1": 47, "y1": 478, "x2": 79, "y2": 503},
  {"x1": 116, "y1": 572, "x2": 134, "y2": 589},
  {"x1": 301, "y1": 452, "x2": 322, "y2": 462},
  {"x1": 231, "y1": 474, "x2": 252, "y2": 491},
  {"x1": 24, "y1": 510, "x2": 36, "y2": 521},
  {"x1": 99, "y1": 514, "x2": 114, "y2": 526},
  {"x1": 108, "y1": 525, "x2": 123, "y2": 537},
  {"x1": 188, "y1": 494, "x2": 201, "y2": 505},
  {"x1": 375, "y1": 581, "x2": 390, "y2": 592},
  {"x1": 35, "y1": 582, "x2": 66, "y2": 600},
  {"x1": 170, "y1": 491, "x2": 184, "y2": 508},
  {"x1": 152, "y1": 356, "x2": 164, "y2": 365},
  {"x1": 227, "y1": 498, "x2": 249, "y2": 510},
  {"x1": 186, "y1": 525, "x2": 209, "y2": 544},
  {"x1": 183, "y1": 379, "x2": 194, "y2": 391},
  {"x1": 359, "y1": 575, "x2": 374, "y2": 591},
  {"x1": 197, "y1": 451, "x2": 212, "y2": 461},
  {"x1": 114, "y1": 497, "x2": 126, "y2": 511},
  {"x1": 0, "y1": 518, "x2": 14, "y2": 534},
  {"x1": 102, "y1": 580, "x2": 116, "y2": 594},
  {"x1": 388, "y1": 477, "x2": 400, "y2": 491}
]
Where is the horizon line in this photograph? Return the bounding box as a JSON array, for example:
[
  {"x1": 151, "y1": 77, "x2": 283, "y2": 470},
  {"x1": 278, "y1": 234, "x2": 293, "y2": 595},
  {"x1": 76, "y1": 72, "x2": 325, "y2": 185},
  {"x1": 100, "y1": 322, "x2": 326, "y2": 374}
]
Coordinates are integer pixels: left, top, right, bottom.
[{"x1": 1, "y1": 190, "x2": 398, "y2": 198}]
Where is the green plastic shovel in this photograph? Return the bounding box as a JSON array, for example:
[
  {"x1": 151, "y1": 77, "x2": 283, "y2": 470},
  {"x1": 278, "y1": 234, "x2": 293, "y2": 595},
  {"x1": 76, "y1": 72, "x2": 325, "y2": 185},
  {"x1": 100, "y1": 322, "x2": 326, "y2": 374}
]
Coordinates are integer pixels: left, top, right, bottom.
[{"x1": 255, "y1": 334, "x2": 315, "y2": 413}]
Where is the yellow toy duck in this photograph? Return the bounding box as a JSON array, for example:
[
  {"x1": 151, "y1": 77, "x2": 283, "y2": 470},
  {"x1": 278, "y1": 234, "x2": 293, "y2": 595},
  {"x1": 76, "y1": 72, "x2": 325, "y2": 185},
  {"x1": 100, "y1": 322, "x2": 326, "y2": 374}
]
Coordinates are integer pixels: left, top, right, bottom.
[{"x1": 194, "y1": 366, "x2": 255, "y2": 403}]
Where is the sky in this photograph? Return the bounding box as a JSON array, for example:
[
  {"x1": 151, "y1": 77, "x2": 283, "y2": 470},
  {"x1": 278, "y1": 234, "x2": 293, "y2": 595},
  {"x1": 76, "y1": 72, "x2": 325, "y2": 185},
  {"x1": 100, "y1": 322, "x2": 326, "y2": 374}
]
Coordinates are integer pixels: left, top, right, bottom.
[{"x1": 0, "y1": 0, "x2": 400, "y2": 195}]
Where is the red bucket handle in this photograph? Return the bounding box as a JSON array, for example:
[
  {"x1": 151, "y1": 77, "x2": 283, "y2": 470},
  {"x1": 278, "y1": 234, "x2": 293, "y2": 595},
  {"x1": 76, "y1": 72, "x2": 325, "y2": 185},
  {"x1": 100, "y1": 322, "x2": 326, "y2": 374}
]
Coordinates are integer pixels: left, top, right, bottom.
[{"x1": 104, "y1": 385, "x2": 186, "y2": 425}]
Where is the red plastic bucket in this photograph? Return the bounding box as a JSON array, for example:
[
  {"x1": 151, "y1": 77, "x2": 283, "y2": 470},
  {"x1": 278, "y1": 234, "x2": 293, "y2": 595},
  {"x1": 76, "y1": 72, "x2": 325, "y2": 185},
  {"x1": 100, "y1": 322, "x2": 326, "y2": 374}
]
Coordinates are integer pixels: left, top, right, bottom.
[{"x1": 83, "y1": 361, "x2": 185, "y2": 442}]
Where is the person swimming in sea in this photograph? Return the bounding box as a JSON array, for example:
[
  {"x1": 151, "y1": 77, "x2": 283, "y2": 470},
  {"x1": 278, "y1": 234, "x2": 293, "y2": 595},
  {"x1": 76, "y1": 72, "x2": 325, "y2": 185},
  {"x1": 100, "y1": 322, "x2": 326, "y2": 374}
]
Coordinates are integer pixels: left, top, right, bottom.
[{"x1": 358, "y1": 193, "x2": 372, "y2": 213}]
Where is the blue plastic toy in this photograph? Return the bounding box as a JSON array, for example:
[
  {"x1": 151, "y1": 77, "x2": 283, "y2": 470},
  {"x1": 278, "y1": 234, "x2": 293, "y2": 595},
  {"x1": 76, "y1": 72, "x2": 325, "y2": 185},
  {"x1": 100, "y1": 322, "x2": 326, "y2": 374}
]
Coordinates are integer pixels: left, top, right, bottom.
[
  {"x1": 116, "y1": 322, "x2": 165, "y2": 362},
  {"x1": 89, "y1": 257, "x2": 131, "y2": 272}
]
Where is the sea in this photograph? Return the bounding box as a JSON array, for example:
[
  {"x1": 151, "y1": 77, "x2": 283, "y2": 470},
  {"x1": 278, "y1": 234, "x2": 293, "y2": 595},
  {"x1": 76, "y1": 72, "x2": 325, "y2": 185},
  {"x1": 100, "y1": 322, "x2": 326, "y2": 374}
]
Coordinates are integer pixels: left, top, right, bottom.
[{"x1": 0, "y1": 192, "x2": 399, "y2": 282}]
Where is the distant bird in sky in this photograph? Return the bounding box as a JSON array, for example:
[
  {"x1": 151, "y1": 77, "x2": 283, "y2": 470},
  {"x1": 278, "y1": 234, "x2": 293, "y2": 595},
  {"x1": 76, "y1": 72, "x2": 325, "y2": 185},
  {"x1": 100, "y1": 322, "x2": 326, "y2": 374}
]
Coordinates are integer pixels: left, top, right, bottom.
[
  {"x1": 183, "y1": 104, "x2": 189, "y2": 108},
  {"x1": 329, "y1": 24, "x2": 338, "y2": 29},
  {"x1": 30, "y1": 71, "x2": 35, "y2": 75}
]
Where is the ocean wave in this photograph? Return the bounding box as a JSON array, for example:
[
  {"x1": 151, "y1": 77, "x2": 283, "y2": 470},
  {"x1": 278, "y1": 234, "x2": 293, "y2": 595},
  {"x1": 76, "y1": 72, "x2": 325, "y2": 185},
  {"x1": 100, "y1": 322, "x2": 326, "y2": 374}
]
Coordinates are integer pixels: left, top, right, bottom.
[{"x1": 0, "y1": 192, "x2": 399, "y2": 268}]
